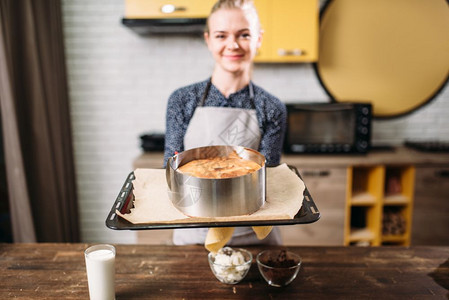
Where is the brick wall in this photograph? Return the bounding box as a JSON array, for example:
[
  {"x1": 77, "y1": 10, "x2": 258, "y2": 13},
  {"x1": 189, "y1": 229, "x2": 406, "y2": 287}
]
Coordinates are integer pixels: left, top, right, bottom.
[{"x1": 62, "y1": 0, "x2": 449, "y2": 243}]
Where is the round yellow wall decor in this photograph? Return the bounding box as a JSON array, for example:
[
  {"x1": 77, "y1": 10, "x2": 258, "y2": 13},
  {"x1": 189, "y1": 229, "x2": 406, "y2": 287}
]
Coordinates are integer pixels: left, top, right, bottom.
[{"x1": 315, "y1": 0, "x2": 449, "y2": 118}]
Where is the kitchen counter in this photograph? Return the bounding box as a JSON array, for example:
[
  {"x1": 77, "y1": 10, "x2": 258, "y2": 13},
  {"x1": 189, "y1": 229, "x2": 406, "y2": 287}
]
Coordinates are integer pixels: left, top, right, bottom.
[
  {"x1": 1, "y1": 243, "x2": 448, "y2": 299},
  {"x1": 132, "y1": 147, "x2": 449, "y2": 246},
  {"x1": 133, "y1": 146, "x2": 449, "y2": 169}
]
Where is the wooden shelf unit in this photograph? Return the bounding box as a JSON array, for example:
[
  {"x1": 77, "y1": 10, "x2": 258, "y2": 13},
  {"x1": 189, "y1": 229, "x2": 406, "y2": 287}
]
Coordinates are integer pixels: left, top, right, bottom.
[{"x1": 345, "y1": 165, "x2": 415, "y2": 246}]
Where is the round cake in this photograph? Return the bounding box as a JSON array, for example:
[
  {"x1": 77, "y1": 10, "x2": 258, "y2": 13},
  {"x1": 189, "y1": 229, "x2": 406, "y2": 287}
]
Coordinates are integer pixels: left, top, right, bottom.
[{"x1": 178, "y1": 151, "x2": 261, "y2": 179}]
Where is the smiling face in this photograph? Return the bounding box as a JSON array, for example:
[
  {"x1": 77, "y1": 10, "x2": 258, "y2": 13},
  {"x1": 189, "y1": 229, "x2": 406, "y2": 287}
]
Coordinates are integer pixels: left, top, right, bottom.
[{"x1": 204, "y1": 7, "x2": 262, "y2": 76}]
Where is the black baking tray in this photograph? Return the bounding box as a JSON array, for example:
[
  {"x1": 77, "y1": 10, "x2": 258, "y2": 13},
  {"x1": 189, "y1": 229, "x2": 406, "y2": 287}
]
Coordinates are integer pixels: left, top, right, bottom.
[{"x1": 106, "y1": 166, "x2": 320, "y2": 230}]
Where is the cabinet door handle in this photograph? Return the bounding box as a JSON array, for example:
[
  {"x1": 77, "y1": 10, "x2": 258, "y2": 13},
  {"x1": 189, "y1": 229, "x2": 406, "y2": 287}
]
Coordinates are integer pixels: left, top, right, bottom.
[
  {"x1": 435, "y1": 170, "x2": 449, "y2": 178},
  {"x1": 301, "y1": 170, "x2": 330, "y2": 177},
  {"x1": 277, "y1": 48, "x2": 304, "y2": 56},
  {"x1": 161, "y1": 4, "x2": 187, "y2": 14}
]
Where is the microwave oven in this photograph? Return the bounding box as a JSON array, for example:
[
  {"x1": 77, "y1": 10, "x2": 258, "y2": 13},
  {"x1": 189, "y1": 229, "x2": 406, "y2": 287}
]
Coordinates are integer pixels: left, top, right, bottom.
[{"x1": 284, "y1": 102, "x2": 372, "y2": 154}]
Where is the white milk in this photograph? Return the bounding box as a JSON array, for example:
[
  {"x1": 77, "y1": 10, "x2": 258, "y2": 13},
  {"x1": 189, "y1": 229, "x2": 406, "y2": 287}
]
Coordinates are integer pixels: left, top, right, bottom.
[{"x1": 85, "y1": 244, "x2": 116, "y2": 300}]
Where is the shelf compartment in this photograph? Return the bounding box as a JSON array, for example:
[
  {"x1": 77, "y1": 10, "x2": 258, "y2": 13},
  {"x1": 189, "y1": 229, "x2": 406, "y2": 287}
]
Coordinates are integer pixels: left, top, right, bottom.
[
  {"x1": 382, "y1": 206, "x2": 407, "y2": 237},
  {"x1": 349, "y1": 228, "x2": 375, "y2": 242},
  {"x1": 347, "y1": 206, "x2": 379, "y2": 245},
  {"x1": 351, "y1": 192, "x2": 377, "y2": 205},
  {"x1": 384, "y1": 166, "x2": 415, "y2": 200},
  {"x1": 383, "y1": 194, "x2": 410, "y2": 205},
  {"x1": 349, "y1": 240, "x2": 372, "y2": 246},
  {"x1": 382, "y1": 234, "x2": 407, "y2": 243},
  {"x1": 351, "y1": 166, "x2": 384, "y2": 200}
]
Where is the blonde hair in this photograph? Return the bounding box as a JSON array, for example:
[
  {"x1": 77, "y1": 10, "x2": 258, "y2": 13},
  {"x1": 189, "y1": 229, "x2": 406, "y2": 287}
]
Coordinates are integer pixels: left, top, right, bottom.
[{"x1": 205, "y1": 0, "x2": 261, "y2": 33}]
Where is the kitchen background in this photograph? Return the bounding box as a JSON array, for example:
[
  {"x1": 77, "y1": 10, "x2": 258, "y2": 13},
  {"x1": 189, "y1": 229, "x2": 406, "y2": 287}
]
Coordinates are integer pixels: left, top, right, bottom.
[{"x1": 61, "y1": 0, "x2": 449, "y2": 243}]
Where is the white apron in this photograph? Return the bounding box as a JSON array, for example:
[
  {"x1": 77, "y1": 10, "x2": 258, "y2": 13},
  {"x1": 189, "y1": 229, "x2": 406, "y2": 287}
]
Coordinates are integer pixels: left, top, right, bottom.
[{"x1": 172, "y1": 80, "x2": 281, "y2": 246}]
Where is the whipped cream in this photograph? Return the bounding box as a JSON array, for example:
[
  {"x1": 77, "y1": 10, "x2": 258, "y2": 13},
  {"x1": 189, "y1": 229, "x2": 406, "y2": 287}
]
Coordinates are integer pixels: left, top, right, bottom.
[{"x1": 210, "y1": 247, "x2": 251, "y2": 284}]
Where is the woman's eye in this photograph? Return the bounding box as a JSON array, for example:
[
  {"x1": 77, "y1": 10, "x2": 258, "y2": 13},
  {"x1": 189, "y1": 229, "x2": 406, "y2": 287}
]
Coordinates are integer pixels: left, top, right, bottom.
[{"x1": 215, "y1": 34, "x2": 226, "y2": 39}]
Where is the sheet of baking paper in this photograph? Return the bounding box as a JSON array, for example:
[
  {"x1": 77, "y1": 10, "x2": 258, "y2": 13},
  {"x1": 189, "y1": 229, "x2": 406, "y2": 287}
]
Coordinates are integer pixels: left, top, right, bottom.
[{"x1": 116, "y1": 163, "x2": 305, "y2": 224}]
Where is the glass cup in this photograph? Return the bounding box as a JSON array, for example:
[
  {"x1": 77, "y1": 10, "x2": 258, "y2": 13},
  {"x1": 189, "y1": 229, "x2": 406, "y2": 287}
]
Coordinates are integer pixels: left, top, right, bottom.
[
  {"x1": 256, "y1": 249, "x2": 302, "y2": 287},
  {"x1": 84, "y1": 244, "x2": 116, "y2": 300}
]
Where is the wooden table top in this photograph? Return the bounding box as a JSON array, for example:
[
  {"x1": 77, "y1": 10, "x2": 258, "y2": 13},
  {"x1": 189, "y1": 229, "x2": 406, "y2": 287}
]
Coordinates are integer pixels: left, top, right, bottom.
[{"x1": 0, "y1": 243, "x2": 448, "y2": 299}]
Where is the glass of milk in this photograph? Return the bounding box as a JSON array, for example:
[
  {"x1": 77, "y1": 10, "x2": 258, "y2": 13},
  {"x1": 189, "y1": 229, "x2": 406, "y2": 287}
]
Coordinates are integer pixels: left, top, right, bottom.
[{"x1": 84, "y1": 244, "x2": 116, "y2": 300}]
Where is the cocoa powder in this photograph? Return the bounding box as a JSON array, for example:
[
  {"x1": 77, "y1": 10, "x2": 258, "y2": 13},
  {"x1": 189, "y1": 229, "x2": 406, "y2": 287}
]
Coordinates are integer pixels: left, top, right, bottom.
[
  {"x1": 265, "y1": 250, "x2": 297, "y2": 268},
  {"x1": 259, "y1": 250, "x2": 299, "y2": 286}
]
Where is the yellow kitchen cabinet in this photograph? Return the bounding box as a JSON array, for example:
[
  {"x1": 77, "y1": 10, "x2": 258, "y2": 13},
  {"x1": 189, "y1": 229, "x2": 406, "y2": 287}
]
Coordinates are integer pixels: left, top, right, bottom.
[
  {"x1": 125, "y1": 0, "x2": 216, "y2": 19},
  {"x1": 344, "y1": 165, "x2": 415, "y2": 246},
  {"x1": 254, "y1": 0, "x2": 319, "y2": 63}
]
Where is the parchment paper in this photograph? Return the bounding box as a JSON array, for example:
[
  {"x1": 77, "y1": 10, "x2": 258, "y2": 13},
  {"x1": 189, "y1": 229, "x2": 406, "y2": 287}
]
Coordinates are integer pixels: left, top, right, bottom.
[{"x1": 116, "y1": 163, "x2": 304, "y2": 224}]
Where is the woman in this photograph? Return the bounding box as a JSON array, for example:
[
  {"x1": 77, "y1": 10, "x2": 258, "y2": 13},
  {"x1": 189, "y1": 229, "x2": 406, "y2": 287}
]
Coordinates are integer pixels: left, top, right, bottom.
[{"x1": 164, "y1": 0, "x2": 287, "y2": 246}]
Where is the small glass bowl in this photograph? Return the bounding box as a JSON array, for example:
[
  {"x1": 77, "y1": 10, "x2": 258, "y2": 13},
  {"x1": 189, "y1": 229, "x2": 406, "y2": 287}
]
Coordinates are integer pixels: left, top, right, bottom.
[
  {"x1": 208, "y1": 247, "x2": 252, "y2": 284},
  {"x1": 256, "y1": 249, "x2": 302, "y2": 287}
]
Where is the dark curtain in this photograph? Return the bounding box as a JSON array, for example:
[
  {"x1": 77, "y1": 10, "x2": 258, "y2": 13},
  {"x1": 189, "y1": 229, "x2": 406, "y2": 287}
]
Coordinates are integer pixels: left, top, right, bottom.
[{"x1": 0, "y1": 0, "x2": 80, "y2": 242}]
